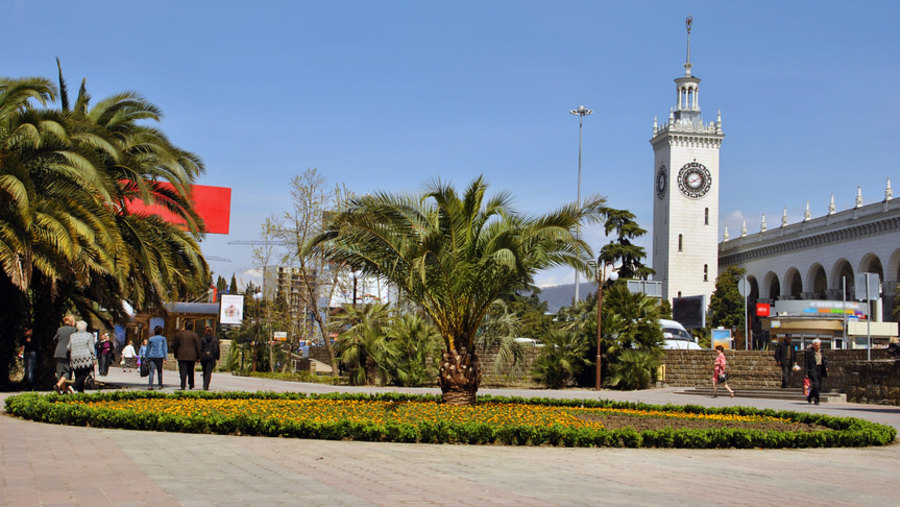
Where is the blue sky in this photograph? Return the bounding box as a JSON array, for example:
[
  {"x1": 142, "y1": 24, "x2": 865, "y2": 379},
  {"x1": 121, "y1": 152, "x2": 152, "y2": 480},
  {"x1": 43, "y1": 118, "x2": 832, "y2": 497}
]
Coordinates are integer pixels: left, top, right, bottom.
[{"x1": 5, "y1": 1, "x2": 898, "y2": 288}]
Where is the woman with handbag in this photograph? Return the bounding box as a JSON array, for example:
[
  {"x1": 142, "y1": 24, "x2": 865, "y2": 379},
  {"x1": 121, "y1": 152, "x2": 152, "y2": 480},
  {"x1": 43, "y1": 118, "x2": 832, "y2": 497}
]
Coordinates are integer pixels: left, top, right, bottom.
[
  {"x1": 804, "y1": 339, "x2": 828, "y2": 405},
  {"x1": 66, "y1": 320, "x2": 96, "y2": 393},
  {"x1": 712, "y1": 344, "x2": 734, "y2": 398}
]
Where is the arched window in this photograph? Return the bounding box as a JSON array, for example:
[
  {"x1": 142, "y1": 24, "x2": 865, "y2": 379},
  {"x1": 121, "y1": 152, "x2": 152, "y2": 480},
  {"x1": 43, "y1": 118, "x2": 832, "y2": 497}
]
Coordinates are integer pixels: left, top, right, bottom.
[
  {"x1": 703, "y1": 264, "x2": 709, "y2": 282},
  {"x1": 678, "y1": 234, "x2": 683, "y2": 252},
  {"x1": 704, "y1": 208, "x2": 709, "y2": 225}
]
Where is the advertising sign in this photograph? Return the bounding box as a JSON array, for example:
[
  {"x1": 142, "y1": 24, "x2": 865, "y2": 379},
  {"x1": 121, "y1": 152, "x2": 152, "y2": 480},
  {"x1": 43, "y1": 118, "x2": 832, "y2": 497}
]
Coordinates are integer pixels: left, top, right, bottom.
[
  {"x1": 756, "y1": 303, "x2": 771, "y2": 317},
  {"x1": 672, "y1": 295, "x2": 706, "y2": 329},
  {"x1": 273, "y1": 331, "x2": 288, "y2": 341},
  {"x1": 219, "y1": 294, "x2": 244, "y2": 325},
  {"x1": 771, "y1": 300, "x2": 866, "y2": 319},
  {"x1": 712, "y1": 328, "x2": 733, "y2": 349}
]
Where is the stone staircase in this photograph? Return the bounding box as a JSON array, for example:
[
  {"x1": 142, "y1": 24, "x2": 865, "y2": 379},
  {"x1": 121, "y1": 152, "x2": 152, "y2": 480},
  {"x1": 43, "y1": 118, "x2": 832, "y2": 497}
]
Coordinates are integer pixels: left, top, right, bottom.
[{"x1": 677, "y1": 387, "x2": 845, "y2": 403}]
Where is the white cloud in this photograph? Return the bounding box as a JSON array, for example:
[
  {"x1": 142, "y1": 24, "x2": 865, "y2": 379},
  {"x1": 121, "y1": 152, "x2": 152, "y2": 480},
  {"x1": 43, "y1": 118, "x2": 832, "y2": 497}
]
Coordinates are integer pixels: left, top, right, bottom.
[{"x1": 535, "y1": 267, "x2": 577, "y2": 288}]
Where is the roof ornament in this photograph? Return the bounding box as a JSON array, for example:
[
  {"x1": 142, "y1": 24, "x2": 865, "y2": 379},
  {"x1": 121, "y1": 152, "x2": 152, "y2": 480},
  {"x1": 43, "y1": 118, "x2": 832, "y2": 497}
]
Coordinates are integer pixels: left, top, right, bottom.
[
  {"x1": 828, "y1": 193, "x2": 836, "y2": 215},
  {"x1": 760, "y1": 214, "x2": 767, "y2": 232},
  {"x1": 885, "y1": 177, "x2": 893, "y2": 201},
  {"x1": 781, "y1": 207, "x2": 788, "y2": 227},
  {"x1": 741, "y1": 219, "x2": 747, "y2": 237},
  {"x1": 803, "y1": 200, "x2": 811, "y2": 221},
  {"x1": 723, "y1": 225, "x2": 729, "y2": 242},
  {"x1": 855, "y1": 186, "x2": 863, "y2": 208},
  {"x1": 684, "y1": 15, "x2": 693, "y2": 76}
]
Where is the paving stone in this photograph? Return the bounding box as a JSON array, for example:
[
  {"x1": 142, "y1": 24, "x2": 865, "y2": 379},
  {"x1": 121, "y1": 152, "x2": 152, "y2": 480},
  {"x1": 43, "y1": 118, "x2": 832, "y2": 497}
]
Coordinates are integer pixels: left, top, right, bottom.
[{"x1": 3, "y1": 370, "x2": 900, "y2": 505}]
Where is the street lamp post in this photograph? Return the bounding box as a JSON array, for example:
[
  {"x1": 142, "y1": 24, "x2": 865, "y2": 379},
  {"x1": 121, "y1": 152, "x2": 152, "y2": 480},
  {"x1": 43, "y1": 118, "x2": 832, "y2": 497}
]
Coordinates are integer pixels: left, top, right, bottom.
[
  {"x1": 595, "y1": 260, "x2": 618, "y2": 391},
  {"x1": 570, "y1": 105, "x2": 592, "y2": 302}
]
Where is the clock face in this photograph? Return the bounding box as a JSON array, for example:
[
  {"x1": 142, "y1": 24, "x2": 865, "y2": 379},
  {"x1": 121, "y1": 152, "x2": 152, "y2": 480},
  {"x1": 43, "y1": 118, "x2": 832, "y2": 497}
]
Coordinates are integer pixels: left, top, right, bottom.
[
  {"x1": 677, "y1": 162, "x2": 712, "y2": 199},
  {"x1": 656, "y1": 165, "x2": 667, "y2": 200}
]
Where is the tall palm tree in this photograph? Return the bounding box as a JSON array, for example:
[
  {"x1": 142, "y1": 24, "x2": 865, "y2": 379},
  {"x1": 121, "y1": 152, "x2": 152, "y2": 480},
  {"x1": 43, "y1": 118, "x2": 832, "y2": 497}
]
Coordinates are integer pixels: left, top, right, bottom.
[
  {"x1": 54, "y1": 65, "x2": 210, "y2": 310},
  {"x1": 313, "y1": 176, "x2": 606, "y2": 404},
  {"x1": 0, "y1": 77, "x2": 121, "y2": 383}
]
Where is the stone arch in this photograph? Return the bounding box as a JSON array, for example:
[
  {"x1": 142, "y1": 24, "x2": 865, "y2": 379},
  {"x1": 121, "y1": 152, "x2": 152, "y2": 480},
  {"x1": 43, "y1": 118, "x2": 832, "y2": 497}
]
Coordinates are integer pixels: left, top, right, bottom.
[
  {"x1": 887, "y1": 247, "x2": 900, "y2": 283},
  {"x1": 784, "y1": 268, "x2": 802, "y2": 299},
  {"x1": 763, "y1": 271, "x2": 780, "y2": 301},
  {"x1": 858, "y1": 253, "x2": 885, "y2": 282},
  {"x1": 747, "y1": 275, "x2": 760, "y2": 302},
  {"x1": 806, "y1": 263, "x2": 827, "y2": 299},
  {"x1": 831, "y1": 258, "x2": 855, "y2": 300}
]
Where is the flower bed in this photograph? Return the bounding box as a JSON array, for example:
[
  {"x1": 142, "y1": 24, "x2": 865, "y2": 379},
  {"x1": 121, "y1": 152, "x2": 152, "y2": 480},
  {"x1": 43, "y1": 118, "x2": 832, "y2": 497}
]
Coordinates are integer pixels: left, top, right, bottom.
[{"x1": 4, "y1": 391, "x2": 895, "y2": 448}]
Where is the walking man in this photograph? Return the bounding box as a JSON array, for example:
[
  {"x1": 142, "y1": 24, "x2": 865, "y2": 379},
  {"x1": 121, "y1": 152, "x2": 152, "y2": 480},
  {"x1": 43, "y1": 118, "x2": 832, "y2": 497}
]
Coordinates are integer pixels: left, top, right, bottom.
[
  {"x1": 172, "y1": 322, "x2": 201, "y2": 390},
  {"x1": 774, "y1": 336, "x2": 796, "y2": 388}
]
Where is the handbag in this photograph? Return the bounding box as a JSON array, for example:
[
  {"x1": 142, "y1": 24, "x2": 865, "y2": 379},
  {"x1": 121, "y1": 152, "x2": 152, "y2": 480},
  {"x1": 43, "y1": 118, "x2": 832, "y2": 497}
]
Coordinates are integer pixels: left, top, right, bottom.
[
  {"x1": 139, "y1": 359, "x2": 149, "y2": 377},
  {"x1": 717, "y1": 372, "x2": 729, "y2": 383}
]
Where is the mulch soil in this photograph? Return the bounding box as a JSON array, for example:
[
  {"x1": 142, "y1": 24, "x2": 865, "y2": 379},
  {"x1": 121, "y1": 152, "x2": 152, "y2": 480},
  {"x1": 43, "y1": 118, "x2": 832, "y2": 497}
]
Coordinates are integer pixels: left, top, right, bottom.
[{"x1": 577, "y1": 413, "x2": 831, "y2": 433}]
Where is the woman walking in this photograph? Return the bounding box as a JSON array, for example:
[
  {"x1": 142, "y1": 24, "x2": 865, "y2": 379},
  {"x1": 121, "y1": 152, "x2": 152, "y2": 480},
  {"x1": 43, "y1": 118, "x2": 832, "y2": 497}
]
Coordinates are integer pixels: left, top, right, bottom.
[
  {"x1": 199, "y1": 326, "x2": 220, "y2": 390},
  {"x1": 67, "y1": 320, "x2": 96, "y2": 393},
  {"x1": 121, "y1": 340, "x2": 137, "y2": 372},
  {"x1": 143, "y1": 326, "x2": 168, "y2": 390},
  {"x1": 137, "y1": 338, "x2": 148, "y2": 373},
  {"x1": 712, "y1": 344, "x2": 734, "y2": 398},
  {"x1": 804, "y1": 338, "x2": 828, "y2": 405},
  {"x1": 97, "y1": 332, "x2": 114, "y2": 376}
]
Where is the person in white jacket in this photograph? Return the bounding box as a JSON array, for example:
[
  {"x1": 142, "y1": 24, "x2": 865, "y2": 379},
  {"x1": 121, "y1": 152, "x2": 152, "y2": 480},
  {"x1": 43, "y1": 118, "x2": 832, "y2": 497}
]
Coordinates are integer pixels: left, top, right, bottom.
[{"x1": 121, "y1": 340, "x2": 137, "y2": 372}]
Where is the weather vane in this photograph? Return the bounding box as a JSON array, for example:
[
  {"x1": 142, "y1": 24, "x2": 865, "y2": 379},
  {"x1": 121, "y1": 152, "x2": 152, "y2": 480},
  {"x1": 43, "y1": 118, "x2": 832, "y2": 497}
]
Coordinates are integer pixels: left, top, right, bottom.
[{"x1": 684, "y1": 15, "x2": 693, "y2": 73}]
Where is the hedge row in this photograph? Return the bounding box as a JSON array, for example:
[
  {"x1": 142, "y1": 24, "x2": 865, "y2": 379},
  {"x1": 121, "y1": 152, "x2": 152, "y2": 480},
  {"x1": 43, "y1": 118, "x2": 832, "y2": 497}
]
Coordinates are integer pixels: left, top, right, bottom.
[{"x1": 4, "y1": 391, "x2": 895, "y2": 448}]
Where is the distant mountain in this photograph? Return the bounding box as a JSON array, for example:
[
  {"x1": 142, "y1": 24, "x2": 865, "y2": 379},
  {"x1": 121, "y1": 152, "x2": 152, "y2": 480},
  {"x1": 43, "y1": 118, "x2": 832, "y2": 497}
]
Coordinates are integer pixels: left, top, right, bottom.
[{"x1": 537, "y1": 282, "x2": 598, "y2": 314}]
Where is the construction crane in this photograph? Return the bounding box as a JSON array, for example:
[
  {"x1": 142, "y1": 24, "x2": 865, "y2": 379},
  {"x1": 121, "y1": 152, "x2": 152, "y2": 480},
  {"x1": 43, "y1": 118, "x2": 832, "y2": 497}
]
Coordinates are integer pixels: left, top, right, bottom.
[{"x1": 227, "y1": 240, "x2": 292, "y2": 246}]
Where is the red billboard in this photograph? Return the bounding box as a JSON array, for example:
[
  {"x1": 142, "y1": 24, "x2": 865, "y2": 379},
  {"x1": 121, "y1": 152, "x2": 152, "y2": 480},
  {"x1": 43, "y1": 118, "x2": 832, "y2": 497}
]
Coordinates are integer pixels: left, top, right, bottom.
[
  {"x1": 756, "y1": 303, "x2": 771, "y2": 317},
  {"x1": 125, "y1": 183, "x2": 231, "y2": 234}
]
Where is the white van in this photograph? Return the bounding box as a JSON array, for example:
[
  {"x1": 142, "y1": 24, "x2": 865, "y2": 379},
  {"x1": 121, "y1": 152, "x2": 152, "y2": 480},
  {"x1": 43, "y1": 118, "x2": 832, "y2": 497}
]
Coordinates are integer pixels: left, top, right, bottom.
[{"x1": 659, "y1": 319, "x2": 703, "y2": 350}]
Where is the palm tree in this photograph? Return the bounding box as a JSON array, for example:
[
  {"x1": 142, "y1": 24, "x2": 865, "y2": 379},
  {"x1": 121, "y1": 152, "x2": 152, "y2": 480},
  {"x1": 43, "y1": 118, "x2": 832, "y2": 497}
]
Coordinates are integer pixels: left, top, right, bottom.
[
  {"x1": 383, "y1": 313, "x2": 441, "y2": 387},
  {"x1": 313, "y1": 176, "x2": 606, "y2": 404},
  {"x1": 0, "y1": 77, "x2": 120, "y2": 383},
  {"x1": 607, "y1": 348, "x2": 659, "y2": 390},
  {"x1": 476, "y1": 299, "x2": 530, "y2": 383},
  {"x1": 332, "y1": 303, "x2": 393, "y2": 385},
  {"x1": 54, "y1": 66, "x2": 209, "y2": 310},
  {"x1": 532, "y1": 328, "x2": 592, "y2": 388}
]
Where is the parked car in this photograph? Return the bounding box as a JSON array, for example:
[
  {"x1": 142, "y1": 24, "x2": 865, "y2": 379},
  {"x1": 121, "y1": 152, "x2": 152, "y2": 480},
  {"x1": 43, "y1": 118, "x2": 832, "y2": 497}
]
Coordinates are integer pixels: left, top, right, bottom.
[
  {"x1": 513, "y1": 337, "x2": 544, "y2": 347},
  {"x1": 659, "y1": 319, "x2": 703, "y2": 350}
]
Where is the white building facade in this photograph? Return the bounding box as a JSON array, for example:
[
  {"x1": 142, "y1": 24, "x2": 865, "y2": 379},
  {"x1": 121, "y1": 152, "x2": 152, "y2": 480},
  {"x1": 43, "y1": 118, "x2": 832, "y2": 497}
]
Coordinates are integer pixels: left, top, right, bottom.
[{"x1": 719, "y1": 187, "x2": 900, "y2": 322}]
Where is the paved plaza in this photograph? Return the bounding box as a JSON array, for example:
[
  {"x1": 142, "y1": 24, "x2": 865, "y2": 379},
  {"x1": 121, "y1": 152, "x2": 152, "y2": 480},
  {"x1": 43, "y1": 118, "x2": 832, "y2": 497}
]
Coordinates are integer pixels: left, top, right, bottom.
[{"x1": 2, "y1": 369, "x2": 900, "y2": 506}]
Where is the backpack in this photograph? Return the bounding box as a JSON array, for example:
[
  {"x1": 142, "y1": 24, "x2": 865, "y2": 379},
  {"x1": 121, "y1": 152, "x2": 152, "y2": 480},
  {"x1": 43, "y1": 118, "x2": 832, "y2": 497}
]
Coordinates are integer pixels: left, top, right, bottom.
[{"x1": 201, "y1": 336, "x2": 215, "y2": 361}]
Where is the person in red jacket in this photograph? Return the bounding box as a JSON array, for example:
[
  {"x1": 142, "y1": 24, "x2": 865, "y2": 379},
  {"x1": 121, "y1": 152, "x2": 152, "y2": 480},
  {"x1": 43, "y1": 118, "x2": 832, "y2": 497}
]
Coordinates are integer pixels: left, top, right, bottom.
[{"x1": 712, "y1": 345, "x2": 734, "y2": 399}]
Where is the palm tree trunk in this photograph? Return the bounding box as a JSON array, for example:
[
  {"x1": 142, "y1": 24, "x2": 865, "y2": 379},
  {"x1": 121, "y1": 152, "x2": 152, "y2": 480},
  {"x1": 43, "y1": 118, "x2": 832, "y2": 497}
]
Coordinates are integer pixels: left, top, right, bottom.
[
  {"x1": 365, "y1": 355, "x2": 377, "y2": 385},
  {"x1": 438, "y1": 346, "x2": 481, "y2": 405}
]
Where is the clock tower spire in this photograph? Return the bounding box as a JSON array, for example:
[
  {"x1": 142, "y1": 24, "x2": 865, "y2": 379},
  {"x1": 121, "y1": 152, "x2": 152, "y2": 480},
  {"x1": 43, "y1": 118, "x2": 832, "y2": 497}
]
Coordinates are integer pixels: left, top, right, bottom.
[{"x1": 650, "y1": 16, "x2": 724, "y2": 307}]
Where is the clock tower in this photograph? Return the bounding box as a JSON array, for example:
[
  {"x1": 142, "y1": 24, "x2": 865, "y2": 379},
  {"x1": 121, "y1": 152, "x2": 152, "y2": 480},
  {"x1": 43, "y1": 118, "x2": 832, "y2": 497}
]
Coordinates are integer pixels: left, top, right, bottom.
[{"x1": 650, "y1": 17, "x2": 724, "y2": 306}]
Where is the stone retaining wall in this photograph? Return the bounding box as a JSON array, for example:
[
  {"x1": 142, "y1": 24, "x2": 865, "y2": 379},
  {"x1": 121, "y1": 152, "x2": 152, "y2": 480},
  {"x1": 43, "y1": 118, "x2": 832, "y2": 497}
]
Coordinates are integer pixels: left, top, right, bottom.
[{"x1": 661, "y1": 350, "x2": 782, "y2": 389}]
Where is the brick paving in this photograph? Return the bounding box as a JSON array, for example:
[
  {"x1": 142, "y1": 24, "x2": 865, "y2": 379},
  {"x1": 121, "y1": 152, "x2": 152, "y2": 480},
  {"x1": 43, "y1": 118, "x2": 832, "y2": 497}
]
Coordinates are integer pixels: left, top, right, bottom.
[{"x1": 3, "y1": 369, "x2": 900, "y2": 506}]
